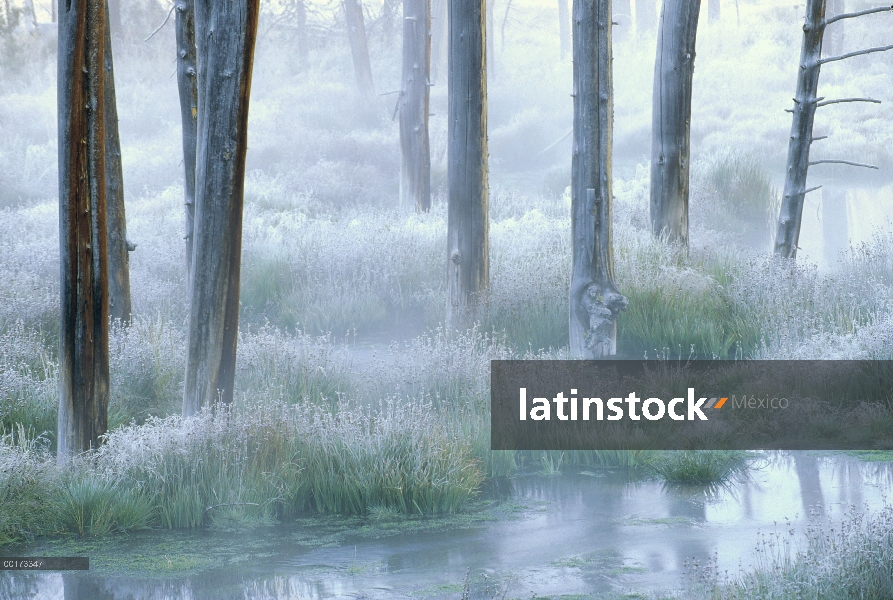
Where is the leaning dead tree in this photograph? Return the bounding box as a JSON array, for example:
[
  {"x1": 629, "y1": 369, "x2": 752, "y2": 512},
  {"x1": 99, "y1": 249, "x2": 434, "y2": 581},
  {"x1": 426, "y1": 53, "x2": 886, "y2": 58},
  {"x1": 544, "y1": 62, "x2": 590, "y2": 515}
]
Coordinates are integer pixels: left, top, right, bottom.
[
  {"x1": 344, "y1": 0, "x2": 376, "y2": 102},
  {"x1": 569, "y1": 0, "x2": 626, "y2": 358},
  {"x1": 774, "y1": 0, "x2": 892, "y2": 258},
  {"x1": 649, "y1": 0, "x2": 701, "y2": 246},
  {"x1": 399, "y1": 0, "x2": 432, "y2": 211},
  {"x1": 183, "y1": 0, "x2": 260, "y2": 415},
  {"x1": 57, "y1": 0, "x2": 110, "y2": 461},
  {"x1": 446, "y1": 0, "x2": 488, "y2": 329},
  {"x1": 175, "y1": 0, "x2": 198, "y2": 279}
]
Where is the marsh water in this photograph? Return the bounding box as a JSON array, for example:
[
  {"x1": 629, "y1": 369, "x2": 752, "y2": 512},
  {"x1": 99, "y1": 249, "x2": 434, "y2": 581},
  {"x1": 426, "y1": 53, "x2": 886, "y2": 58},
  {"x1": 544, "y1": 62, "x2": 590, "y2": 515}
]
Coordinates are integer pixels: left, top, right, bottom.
[{"x1": 4, "y1": 452, "x2": 891, "y2": 600}]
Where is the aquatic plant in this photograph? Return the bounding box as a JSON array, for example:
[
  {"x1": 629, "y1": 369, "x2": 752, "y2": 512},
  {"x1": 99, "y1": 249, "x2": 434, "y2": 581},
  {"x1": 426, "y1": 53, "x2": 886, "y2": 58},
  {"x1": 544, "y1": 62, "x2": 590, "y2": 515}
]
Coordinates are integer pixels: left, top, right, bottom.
[{"x1": 650, "y1": 450, "x2": 752, "y2": 485}]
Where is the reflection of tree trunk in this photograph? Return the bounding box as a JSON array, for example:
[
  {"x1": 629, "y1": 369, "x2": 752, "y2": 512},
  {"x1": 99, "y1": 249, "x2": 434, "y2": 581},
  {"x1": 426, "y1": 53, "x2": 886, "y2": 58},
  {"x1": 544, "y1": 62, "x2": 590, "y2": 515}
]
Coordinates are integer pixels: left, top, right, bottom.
[
  {"x1": 558, "y1": 0, "x2": 570, "y2": 58},
  {"x1": 794, "y1": 453, "x2": 825, "y2": 517},
  {"x1": 821, "y1": 187, "x2": 848, "y2": 266}
]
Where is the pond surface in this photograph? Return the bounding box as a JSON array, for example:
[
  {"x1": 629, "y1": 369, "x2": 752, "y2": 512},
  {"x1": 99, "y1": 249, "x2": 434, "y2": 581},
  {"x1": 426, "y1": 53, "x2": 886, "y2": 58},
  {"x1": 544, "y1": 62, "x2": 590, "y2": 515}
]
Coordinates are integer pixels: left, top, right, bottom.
[{"x1": 4, "y1": 452, "x2": 892, "y2": 600}]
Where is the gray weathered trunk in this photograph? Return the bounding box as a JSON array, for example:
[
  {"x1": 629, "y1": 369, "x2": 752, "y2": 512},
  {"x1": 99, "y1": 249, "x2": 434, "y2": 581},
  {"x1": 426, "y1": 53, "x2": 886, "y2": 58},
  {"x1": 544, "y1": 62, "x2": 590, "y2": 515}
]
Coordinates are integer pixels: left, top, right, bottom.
[
  {"x1": 103, "y1": 0, "x2": 131, "y2": 325},
  {"x1": 183, "y1": 0, "x2": 260, "y2": 416},
  {"x1": 57, "y1": 0, "x2": 110, "y2": 462},
  {"x1": 446, "y1": 0, "x2": 488, "y2": 329},
  {"x1": 558, "y1": 0, "x2": 570, "y2": 58},
  {"x1": 774, "y1": 0, "x2": 823, "y2": 259},
  {"x1": 344, "y1": 0, "x2": 376, "y2": 101},
  {"x1": 399, "y1": 0, "x2": 432, "y2": 212},
  {"x1": 570, "y1": 0, "x2": 626, "y2": 359},
  {"x1": 176, "y1": 0, "x2": 198, "y2": 280},
  {"x1": 649, "y1": 0, "x2": 701, "y2": 245},
  {"x1": 636, "y1": 0, "x2": 657, "y2": 34},
  {"x1": 707, "y1": 0, "x2": 720, "y2": 23}
]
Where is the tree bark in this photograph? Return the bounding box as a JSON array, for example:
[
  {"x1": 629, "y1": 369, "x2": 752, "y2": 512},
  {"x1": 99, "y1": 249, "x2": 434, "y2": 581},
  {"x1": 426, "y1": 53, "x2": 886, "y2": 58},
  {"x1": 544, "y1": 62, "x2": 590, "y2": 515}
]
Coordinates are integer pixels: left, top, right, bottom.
[
  {"x1": 103, "y1": 0, "x2": 131, "y2": 326},
  {"x1": 399, "y1": 0, "x2": 432, "y2": 212},
  {"x1": 176, "y1": 0, "x2": 198, "y2": 280},
  {"x1": 774, "y1": 0, "x2": 824, "y2": 258},
  {"x1": 344, "y1": 0, "x2": 376, "y2": 102},
  {"x1": 183, "y1": 0, "x2": 260, "y2": 416},
  {"x1": 446, "y1": 0, "x2": 488, "y2": 329},
  {"x1": 558, "y1": 0, "x2": 570, "y2": 58},
  {"x1": 635, "y1": 0, "x2": 656, "y2": 34},
  {"x1": 570, "y1": 0, "x2": 626, "y2": 359},
  {"x1": 57, "y1": 0, "x2": 110, "y2": 462},
  {"x1": 707, "y1": 0, "x2": 720, "y2": 23},
  {"x1": 649, "y1": 0, "x2": 701, "y2": 245}
]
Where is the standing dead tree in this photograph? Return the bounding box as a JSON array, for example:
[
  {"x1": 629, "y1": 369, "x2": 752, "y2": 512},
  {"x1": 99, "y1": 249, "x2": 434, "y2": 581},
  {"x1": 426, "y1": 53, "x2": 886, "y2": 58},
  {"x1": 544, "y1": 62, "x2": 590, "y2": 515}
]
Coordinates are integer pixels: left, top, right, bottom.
[
  {"x1": 399, "y1": 0, "x2": 432, "y2": 212},
  {"x1": 344, "y1": 0, "x2": 376, "y2": 102},
  {"x1": 774, "y1": 1, "x2": 892, "y2": 258},
  {"x1": 183, "y1": 0, "x2": 260, "y2": 415},
  {"x1": 57, "y1": 0, "x2": 110, "y2": 462},
  {"x1": 649, "y1": 0, "x2": 701, "y2": 246},
  {"x1": 175, "y1": 0, "x2": 198, "y2": 279},
  {"x1": 103, "y1": 0, "x2": 132, "y2": 325},
  {"x1": 569, "y1": 0, "x2": 626, "y2": 358},
  {"x1": 446, "y1": 0, "x2": 488, "y2": 330}
]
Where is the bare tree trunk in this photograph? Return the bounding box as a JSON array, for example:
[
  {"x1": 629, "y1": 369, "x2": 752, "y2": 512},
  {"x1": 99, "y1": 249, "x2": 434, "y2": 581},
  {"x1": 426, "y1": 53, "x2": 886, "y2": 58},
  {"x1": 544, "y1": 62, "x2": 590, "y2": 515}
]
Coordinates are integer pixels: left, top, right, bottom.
[
  {"x1": 430, "y1": 0, "x2": 447, "y2": 83},
  {"x1": 558, "y1": 0, "x2": 570, "y2": 58},
  {"x1": 183, "y1": 0, "x2": 260, "y2": 415},
  {"x1": 399, "y1": 0, "x2": 431, "y2": 212},
  {"x1": 381, "y1": 0, "x2": 401, "y2": 40},
  {"x1": 344, "y1": 0, "x2": 375, "y2": 101},
  {"x1": 103, "y1": 0, "x2": 131, "y2": 325},
  {"x1": 57, "y1": 0, "x2": 110, "y2": 462},
  {"x1": 707, "y1": 0, "x2": 719, "y2": 23},
  {"x1": 176, "y1": 0, "x2": 198, "y2": 280},
  {"x1": 774, "y1": 0, "x2": 823, "y2": 258},
  {"x1": 446, "y1": 0, "x2": 488, "y2": 329},
  {"x1": 570, "y1": 0, "x2": 626, "y2": 359},
  {"x1": 635, "y1": 0, "x2": 656, "y2": 34},
  {"x1": 649, "y1": 0, "x2": 701, "y2": 245}
]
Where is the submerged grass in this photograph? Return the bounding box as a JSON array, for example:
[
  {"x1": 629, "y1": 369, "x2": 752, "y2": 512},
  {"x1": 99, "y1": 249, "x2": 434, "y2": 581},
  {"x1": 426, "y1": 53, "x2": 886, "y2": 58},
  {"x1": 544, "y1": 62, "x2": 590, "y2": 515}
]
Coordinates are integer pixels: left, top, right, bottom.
[{"x1": 651, "y1": 451, "x2": 753, "y2": 485}]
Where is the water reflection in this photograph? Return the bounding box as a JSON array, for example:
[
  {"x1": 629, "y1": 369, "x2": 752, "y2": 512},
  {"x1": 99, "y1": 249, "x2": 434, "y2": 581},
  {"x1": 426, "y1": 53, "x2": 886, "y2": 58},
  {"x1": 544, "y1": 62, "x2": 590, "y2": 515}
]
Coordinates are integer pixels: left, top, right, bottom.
[{"x1": 6, "y1": 453, "x2": 891, "y2": 600}]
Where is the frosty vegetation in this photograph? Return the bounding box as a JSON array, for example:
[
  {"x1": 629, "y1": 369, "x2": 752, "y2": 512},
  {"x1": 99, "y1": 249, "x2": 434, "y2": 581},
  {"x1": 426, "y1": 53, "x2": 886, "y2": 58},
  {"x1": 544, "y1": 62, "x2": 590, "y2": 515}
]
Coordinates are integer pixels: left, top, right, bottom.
[{"x1": 1, "y1": 0, "x2": 892, "y2": 596}]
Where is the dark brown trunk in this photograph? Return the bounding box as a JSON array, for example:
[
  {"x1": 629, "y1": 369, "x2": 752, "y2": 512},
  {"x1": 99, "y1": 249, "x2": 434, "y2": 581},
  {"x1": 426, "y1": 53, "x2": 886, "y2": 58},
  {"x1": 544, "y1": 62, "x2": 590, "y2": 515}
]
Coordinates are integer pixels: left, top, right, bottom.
[
  {"x1": 570, "y1": 0, "x2": 626, "y2": 358},
  {"x1": 649, "y1": 0, "x2": 701, "y2": 245},
  {"x1": 446, "y1": 0, "x2": 488, "y2": 329},
  {"x1": 344, "y1": 0, "x2": 375, "y2": 101},
  {"x1": 774, "y1": 0, "x2": 824, "y2": 258},
  {"x1": 183, "y1": 0, "x2": 260, "y2": 415},
  {"x1": 103, "y1": 0, "x2": 131, "y2": 326},
  {"x1": 399, "y1": 0, "x2": 432, "y2": 212},
  {"x1": 57, "y1": 0, "x2": 110, "y2": 461},
  {"x1": 176, "y1": 0, "x2": 198, "y2": 279}
]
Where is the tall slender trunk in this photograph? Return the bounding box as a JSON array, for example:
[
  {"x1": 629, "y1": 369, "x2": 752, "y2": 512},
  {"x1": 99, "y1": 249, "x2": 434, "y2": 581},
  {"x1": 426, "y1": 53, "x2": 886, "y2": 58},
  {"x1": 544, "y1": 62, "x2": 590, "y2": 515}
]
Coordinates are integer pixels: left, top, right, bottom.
[
  {"x1": 103, "y1": 0, "x2": 131, "y2": 325},
  {"x1": 57, "y1": 0, "x2": 110, "y2": 462},
  {"x1": 176, "y1": 0, "x2": 198, "y2": 280},
  {"x1": 774, "y1": 0, "x2": 824, "y2": 258},
  {"x1": 649, "y1": 0, "x2": 701, "y2": 245},
  {"x1": 570, "y1": 0, "x2": 626, "y2": 358},
  {"x1": 446, "y1": 0, "x2": 488, "y2": 329},
  {"x1": 399, "y1": 0, "x2": 431, "y2": 212},
  {"x1": 183, "y1": 0, "x2": 260, "y2": 415},
  {"x1": 558, "y1": 0, "x2": 570, "y2": 58},
  {"x1": 344, "y1": 0, "x2": 375, "y2": 102}
]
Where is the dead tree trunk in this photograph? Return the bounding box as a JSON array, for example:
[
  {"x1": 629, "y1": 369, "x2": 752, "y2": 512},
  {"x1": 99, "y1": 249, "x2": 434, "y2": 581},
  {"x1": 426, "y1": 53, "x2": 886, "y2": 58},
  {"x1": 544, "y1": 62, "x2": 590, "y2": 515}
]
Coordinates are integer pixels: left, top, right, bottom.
[
  {"x1": 649, "y1": 0, "x2": 701, "y2": 246},
  {"x1": 635, "y1": 0, "x2": 656, "y2": 34},
  {"x1": 558, "y1": 0, "x2": 570, "y2": 58},
  {"x1": 399, "y1": 0, "x2": 431, "y2": 212},
  {"x1": 57, "y1": 0, "x2": 110, "y2": 462},
  {"x1": 707, "y1": 0, "x2": 720, "y2": 23},
  {"x1": 774, "y1": 1, "x2": 891, "y2": 258},
  {"x1": 176, "y1": 0, "x2": 198, "y2": 279},
  {"x1": 183, "y1": 0, "x2": 260, "y2": 416},
  {"x1": 344, "y1": 0, "x2": 376, "y2": 102},
  {"x1": 103, "y1": 0, "x2": 131, "y2": 326},
  {"x1": 570, "y1": 0, "x2": 626, "y2": 358},
  {"x1": 446, "y1": 0, "x2": 488, "y2": 329}
]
